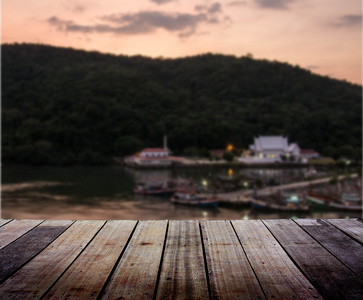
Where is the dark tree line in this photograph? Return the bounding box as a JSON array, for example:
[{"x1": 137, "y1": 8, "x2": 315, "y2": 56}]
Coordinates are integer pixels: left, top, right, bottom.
[{"x1": 2, "y1": 43, "x2": 362, "y2": 165}]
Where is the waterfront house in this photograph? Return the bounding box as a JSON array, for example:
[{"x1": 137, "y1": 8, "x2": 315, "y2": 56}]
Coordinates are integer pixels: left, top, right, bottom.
[
  {"x1": 239, "y1": 136, "x2": 303, "y2": 163},
  {"x1": 300, "y1": 149, "x2": 320, "y2": 159},
  {"x1": 124, "y1": 137, "x2": 172, "y2": 167},
  {"x1": 140, "y1": 148, "x2": 169, "y2": 158},
  {"x1": 210, "y1": 150, "x2": 225, "y2": 158},
  {"x1": 124, "y1": 148, "x2": 172, "y2": 167}
]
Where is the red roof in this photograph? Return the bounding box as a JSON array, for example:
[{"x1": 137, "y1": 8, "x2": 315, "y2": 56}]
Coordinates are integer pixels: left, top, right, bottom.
[
  {"x1": 300, "y1": 149, "x2": 318, "y2": 154},
  {"x1": 210, "y1": 150, "x2": 225, "y2": 156},
  {"x1": 141, "y1": 148, "x2": 168, "y2": 153}
]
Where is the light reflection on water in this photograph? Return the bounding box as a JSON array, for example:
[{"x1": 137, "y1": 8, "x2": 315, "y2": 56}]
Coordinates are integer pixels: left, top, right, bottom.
[{"x1": 1, "y1": 166, "x2": 361, "y2": 220}]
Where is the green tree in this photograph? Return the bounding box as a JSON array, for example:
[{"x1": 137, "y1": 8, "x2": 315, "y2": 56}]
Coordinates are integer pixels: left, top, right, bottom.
[
  {"x1": 222, "y1": 151, "x2": 234, "y2": 162},
  {"x1": 115, "y1": 136, "x2": 143, "y2": 156}
]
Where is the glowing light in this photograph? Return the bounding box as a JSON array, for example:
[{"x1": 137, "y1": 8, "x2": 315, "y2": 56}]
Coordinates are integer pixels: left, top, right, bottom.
[
  {"x1": 202, "y1": 180, "x2": 208, "y2": 186},
  {"x1": 227, "y1": 144, "x2": 234, "y2": 152},
  {"x1": 228, "y1": 169, "x2": 233, "y2": 176},
  {"x1": 243, "y1": 181, "x2": 249, "y2": 187}
]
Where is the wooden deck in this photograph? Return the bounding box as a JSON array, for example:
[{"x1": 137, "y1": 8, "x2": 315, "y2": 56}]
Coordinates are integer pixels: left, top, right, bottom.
[{"x1": 0, "y1": 218, "x2": 362, "y2": 299}]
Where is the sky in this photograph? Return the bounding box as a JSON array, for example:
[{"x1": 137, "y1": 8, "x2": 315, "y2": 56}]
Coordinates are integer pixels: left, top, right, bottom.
[{"x1": 2, "y1": 0, "x2": 362, "y2": 85}]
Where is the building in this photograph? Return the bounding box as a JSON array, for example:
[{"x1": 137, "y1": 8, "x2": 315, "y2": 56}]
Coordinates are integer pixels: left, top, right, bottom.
[
  {"x1": 124, "y1": 137, "x2": 172, "y2": 167},
  {"x1": 210, "y1": 150, "x2": 225, "y2": 158},
  {"x1": 300, "y1": 149, "x2": 320, "y2": 159},
  {"x1": 239, "y1": 136, "x2": 303, "y2": 163},
  {"x1": 140, "y1": 148, "x2": 169, "y2": 158}
]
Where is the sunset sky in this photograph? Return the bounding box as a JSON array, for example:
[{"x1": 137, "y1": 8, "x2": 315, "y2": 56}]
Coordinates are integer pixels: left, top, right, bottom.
[{"x1": 2, "y1": 0, "x2": 362, "y2": 85}]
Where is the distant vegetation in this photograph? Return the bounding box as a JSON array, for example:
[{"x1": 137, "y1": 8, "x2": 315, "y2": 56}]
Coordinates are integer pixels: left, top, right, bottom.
[{"x1": 2, "y1": 43, "x2": 362, "y2": 165}]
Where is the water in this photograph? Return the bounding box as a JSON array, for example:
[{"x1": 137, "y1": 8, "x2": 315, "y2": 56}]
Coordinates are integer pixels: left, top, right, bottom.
[{"x1": 1, "y1": 166, "x2": 361, "y2": 220}]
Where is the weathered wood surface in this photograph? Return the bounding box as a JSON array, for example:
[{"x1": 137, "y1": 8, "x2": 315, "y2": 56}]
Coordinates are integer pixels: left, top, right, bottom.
[
  {"x1": 0, "y1": 220, "x2": 74, "y2": 283},
  {"x1": 264, "y1": 219, "x2": 363, "y2": 300},
  {"x1": 0, "y1": 219, "x2": 12, "y2": 227},
  {"x1": 101, "y1": 220, "x2": 166, "y2": 299},
  {"x1": 232, "y1": 220, "x2": 322, "y2": 299},
  {"x1": 296, "y1": 219, "x2": 363, "y2": 278},
  {"x1": 156, "y1": 220, "x2": 209, "y2": 300},
  {"x1": 0, "y1": 219, "x2": 43, "y2": 249},
  {"x1": 326, "y1": 218, "x2": 363, "y2": 244},
  {"x1": 200, "y1": 220, "x2": 265, "y2": 299},
  {"x1": 44, "y1": 220, "x2": 137, "y2": 300},
  {"x1": 0, "y1": 218, "x2": 362, "y2": 299}
]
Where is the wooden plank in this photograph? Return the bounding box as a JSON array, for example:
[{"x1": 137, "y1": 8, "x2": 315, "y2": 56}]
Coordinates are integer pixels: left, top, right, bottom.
[
  {"x1": 43, "y1": 220, "x2": 137, "y2": 299},
  {"x1": 0, "y1": 220, "x2": 74, "y2": 283},
  {"x1": 0, "y1": 219, "x2": 43, "y2": 249},
  {"x1": 296, "y1": 219, "x2": 363, "y2": 278},
  {"x1": 0, "y1": 219, "x2": 12, "y2": 227},
  {"x1": 326, "y1": 219, "x2": 363, "y2": 244},
  {"x1": 264, "y1": 219, "x2": 363, "y2": 300},
  {"x1": 155, "y1": 220, "x2": 209, "y2": 299},
  {"x1": 0, "y1": 220, "x2": 105, "y2": 299},
  {"x1": 200, "y1": 220, "x2": 265, "y2": 299},
  {"x1": 100, "y1": 220, "x2": 167, "y2": 299},
  {"x1": 232, "y1": 220, "x2": 322, "y2": 299}
]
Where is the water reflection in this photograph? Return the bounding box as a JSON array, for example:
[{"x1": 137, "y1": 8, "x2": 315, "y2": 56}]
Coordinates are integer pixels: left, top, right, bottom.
[{"x1": 1, "y1": 166, "x2": 361, "y2": 220}]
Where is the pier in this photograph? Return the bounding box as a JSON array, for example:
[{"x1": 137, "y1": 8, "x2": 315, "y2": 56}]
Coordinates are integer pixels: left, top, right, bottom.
[
  {"x1": 1, "y1": 218, "x2": 362, "y2": 299},
  {"x1": 218, "y1": 174, "x2": 359, "y2": 205}
]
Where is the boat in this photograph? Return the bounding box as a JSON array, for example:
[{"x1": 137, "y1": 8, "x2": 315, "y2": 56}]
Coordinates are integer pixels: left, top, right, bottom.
[
  {"x1": 329, "y1": 202, "x2": 362, "y2": 211},
  {"x1": 249, "y1": 192, "x2": 310, "y2": 212},
  {"x1": 305, "y1": 182, "x2": 338, "y2": 208},
  {"x1": 171, "y1": 192, "x2": 219, "y2": 206},
  {"x1": 305, "y1": 193, "x2": 335, "y2": 208},
  {"x1": 134, "y1": 180, "x2": 175, "y2": 195},
  {"x1": 171, "y1": 179, "x2": 219, "y2": 206},
  {"x1": 329, "y1": 184, "x2": 362, "y2": 211}
]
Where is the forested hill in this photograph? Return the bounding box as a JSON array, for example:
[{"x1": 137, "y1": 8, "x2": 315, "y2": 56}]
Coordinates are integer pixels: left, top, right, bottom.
[{"x1": 2, "y1": 43, "x2": 362, "y2": 165}]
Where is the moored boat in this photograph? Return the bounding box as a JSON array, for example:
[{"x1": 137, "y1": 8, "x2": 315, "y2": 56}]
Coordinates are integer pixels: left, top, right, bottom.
[
  {"x1": 171, "y1": 179, "x2": 219, "y2": 206},
  {"x1": 134, "y1": 180, "x2": 175, "y2": 195},
  {"x1": 305, "y1": 193, "x2": 335, "y2": 208},
  {"x1": 249, "y1": 192, "x2": 310, "y2": 212},
  {"x1": 329, "y1": 185, "x2": 362, "y2": 211},
  {"x1": 171, "y1": 192, "x2": 219, "y2": 206},
  {"x1": 329, "y1": 202, "x2": 362, "y2": 211}
]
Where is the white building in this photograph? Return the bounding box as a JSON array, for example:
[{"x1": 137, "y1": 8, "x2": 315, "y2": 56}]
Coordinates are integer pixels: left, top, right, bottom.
[
  {"x1": 124, "y1": 136, "x2": 172, "y2": 167},
  {"x1": 239, "y1": 136, "x2": 303, "y2": 163},
  {"x1": 140, "y1": 148, "x2": 169, "y2": 158}
]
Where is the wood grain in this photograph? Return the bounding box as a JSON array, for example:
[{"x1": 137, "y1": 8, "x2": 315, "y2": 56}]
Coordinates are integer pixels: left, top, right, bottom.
[
  {"x1": 264, "y1": 219, "x2": 363, "y2": 300},
  {"x1": 326, "y1": 219, "x2": 363, "y2": 244},
  {"x1": 201, "y1": 220, "x2": 265, "y2": 299},
  {"x1": 0, "y1": 219, "x2": 12, "y2": 227},
  {"x1": 0, "y1": 219, "x2": 43, "y2": 249},
  {"x1": 232, "y1": 220, "x2": 322, "y2": 299},
  {"x1": 0, "y1": 220, "x2": 74, "y2": 283},
  {"x1": 43, "y1": 220, "x2": 137, "y2": 300},
  {"x1": 100, "y1": 220, "x2": 167, "y2": 300},
  {"x1": 0, "y1": 220, "x2": 105, "y2": 300},
  {"x1": 156, "y1": 220, "x2": 209, "y2": 299},
  {"x1": 296, "y1": 218, "x2": 363, "y2": 278}
]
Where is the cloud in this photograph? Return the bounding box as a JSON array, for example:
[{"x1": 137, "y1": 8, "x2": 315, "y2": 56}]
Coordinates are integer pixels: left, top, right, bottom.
[
  {"x1": 48, "y1": 4, "x2": 226, "y2": 38},
  {"x1": 102, "y1": 12, "x2": 208, "y2": 36},
  {"x1": 255, "y1": 0, "x2": 295, "y2": 9},
  {"x1": 208, "y1": 2, "x2": 222, "y2": 14},
  {"x1": 150, "y1": 0, "x2": 175, "y2": 4},
  {"x1": 227, "y1": 1, "x2": 247, "y2": 6},
  {"x1": 73, "y1": 5, "x2": 86, "y2": 13},
  {"x1": 333, "y1": 14, "x2": 362, "y2": 27}
]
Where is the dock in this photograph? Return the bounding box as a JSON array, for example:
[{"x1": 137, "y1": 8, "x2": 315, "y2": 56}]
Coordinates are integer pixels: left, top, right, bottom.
[
  {"x1": 1, "y1": 218, "x2": 363, "y2": 299},
  {"x1": 218, "y1": 174, "x2": 359, "y2": 205}
]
